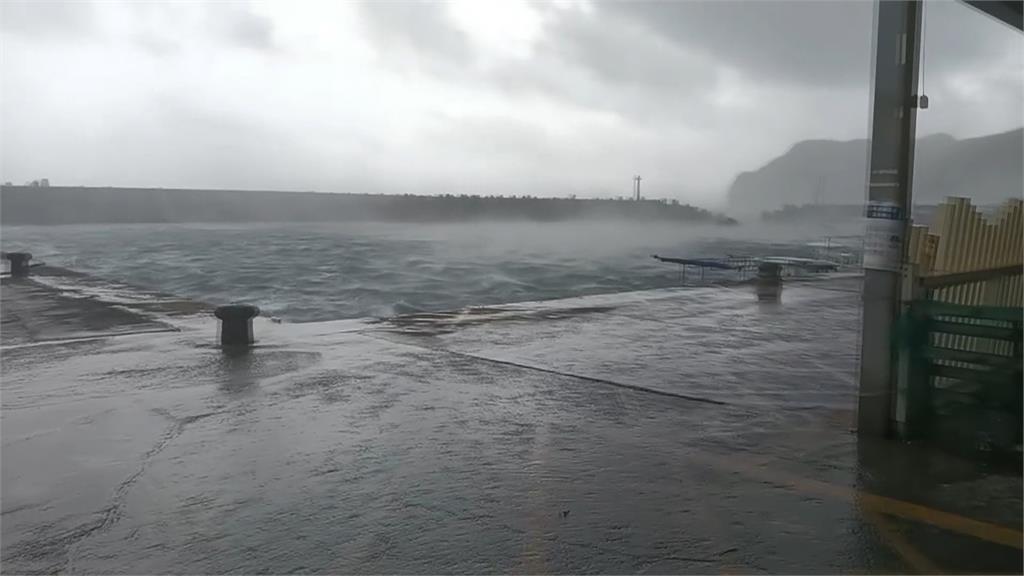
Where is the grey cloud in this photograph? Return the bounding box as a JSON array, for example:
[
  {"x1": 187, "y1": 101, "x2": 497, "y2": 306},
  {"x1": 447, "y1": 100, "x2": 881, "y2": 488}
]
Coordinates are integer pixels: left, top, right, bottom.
[
  {"x1": 429, "y1": 114, "x2": 558, "y2": 164},
  {"x1": 414, "y1": 114, "x2": 598, "y2": 196},
  {"x1": 535, "y1": 10, "x2": 718, "y2": 97},
  {"x1": 356, "y1": 0, "x2": 1021, "y2": 93},
  {"x1": 93, "y1": 97, "x2": 355, "y2": 190},
  {"x1": 920, "y1": 0, "x2": 1022, "y2": 74},
  {"x1": 132, "y1": 34, "x2": 182, "y2": 57},
  {"x1": 0, "y1": 0, "x2": 95, "y2": 38},
  {"x1": 358, "y1": 1, "x2": 470, "y2": 68},
  {"x1": 487, "y1": 15, "x2": 721, "y2": 127},
  {"x1": 358, "y1": 0, "x2": 1019, "y2": 129},
  {"x1": 359, "y1": 2, "x2": 721, "y2": 124},
  {"x1": 607, "y1": 0, "x2": 1019, "y2": 87},
  {"x1": 603, "y1": 0, "x2": 874, "y2": 86},
  {"x1": 124, "y1": 3, "x2": 276, "y2": 56},
  {"x1": 215, "y1": 6, "x2": 276, "y2": 51},
  {"x1": 1, "y1": 0, "x2": 1017, "y2": 200}
]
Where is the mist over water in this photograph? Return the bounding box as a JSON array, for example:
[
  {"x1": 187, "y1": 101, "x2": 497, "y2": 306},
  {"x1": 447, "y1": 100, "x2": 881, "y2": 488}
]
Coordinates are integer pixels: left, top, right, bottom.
[{"x1": 1, "y1": 220, "x2": 861, "y2": 321}]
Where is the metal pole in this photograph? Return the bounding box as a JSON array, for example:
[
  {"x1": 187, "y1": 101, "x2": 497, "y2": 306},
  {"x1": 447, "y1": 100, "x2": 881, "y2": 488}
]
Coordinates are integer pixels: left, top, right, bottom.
[{"x1": 857, "y1": 0, "x2": 923, "y2": 437}]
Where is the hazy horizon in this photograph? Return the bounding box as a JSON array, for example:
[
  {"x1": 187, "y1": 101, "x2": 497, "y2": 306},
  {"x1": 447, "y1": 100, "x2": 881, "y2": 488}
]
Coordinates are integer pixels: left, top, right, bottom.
[{"x1": 2, "y1": 0, "x2": 1021, "y2": 206}]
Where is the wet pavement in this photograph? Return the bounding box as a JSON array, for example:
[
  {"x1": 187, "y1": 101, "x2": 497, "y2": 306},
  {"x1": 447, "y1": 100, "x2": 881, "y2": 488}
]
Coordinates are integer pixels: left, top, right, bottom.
[
  {"x1": 1, "y1": 266, "x2": 208, "y2": 346},
  {"x1": 1, "y1": 271, "x2": 1021, "y2": 574}
]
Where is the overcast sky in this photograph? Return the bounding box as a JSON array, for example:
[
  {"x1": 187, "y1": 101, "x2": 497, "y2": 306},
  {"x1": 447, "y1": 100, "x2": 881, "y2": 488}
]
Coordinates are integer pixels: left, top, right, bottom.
[{"x1": 2, "y1": 0, "x2": 1020, "y2": 205}]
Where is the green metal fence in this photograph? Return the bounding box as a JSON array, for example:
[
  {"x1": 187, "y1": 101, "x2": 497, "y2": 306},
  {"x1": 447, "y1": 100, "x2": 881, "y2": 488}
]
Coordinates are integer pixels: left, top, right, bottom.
[{"x1": 900, "y1": 300, "x2": 1022, "y2": 458}]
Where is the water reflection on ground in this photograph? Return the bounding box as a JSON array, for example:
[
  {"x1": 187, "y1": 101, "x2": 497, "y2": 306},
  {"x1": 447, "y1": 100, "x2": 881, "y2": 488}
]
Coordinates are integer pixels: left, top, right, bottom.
[{"x1": 2, "y1": 272, "x2": 1018, "y2": 574}]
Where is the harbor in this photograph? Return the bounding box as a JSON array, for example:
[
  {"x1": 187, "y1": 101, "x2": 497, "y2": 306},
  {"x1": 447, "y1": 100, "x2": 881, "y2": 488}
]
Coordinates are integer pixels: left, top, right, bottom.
[
  {"x1": 2, "y1": 0, "x2": 1022, "y2": 573},
  {"x1": 2, "y1": 264, "x2": 1021, "y2": 574}
]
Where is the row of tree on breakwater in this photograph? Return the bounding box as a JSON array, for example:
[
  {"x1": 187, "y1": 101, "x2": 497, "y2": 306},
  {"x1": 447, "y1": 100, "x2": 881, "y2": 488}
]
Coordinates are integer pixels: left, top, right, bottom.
[{"x1": 1, "y1": 186, "x2": 739, "y2": 225}]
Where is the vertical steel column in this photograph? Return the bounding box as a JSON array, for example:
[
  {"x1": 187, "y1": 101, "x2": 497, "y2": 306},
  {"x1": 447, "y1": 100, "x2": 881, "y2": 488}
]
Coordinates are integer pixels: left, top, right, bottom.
[{"x1": 857, "y1": 0, "x2": 924, "y2": 436}]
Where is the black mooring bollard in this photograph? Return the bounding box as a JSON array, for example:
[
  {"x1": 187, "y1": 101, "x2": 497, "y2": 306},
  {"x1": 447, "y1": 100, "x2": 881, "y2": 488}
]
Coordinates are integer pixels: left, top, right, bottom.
[
  {"x1": 4, "y1": 252, "x2": 33, "y2": 277},
  {"x1": 214, "y1": 304, "x2": 260, "y2": 347},
  {"x1": 756, "y1": 262, "x2": 782, "y2": 302}
]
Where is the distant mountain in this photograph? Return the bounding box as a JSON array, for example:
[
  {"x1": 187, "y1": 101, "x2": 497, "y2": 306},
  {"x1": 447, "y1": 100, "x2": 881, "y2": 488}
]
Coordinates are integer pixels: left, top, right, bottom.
[{"x1": 727, "y1": 128, "x2": 1022, "y2": 213}]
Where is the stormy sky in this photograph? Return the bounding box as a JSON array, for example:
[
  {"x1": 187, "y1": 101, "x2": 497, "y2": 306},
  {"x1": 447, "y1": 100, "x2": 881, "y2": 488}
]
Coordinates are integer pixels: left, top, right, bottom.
[{"x1": 1, "y1": 0, "x2": 1020, "y2": 205}]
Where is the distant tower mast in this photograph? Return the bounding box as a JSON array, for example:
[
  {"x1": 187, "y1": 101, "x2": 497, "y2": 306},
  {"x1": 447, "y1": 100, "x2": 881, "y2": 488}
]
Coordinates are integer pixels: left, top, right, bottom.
[{"x1": 633, "y1": 175, "x2": 642, "y2": 201}]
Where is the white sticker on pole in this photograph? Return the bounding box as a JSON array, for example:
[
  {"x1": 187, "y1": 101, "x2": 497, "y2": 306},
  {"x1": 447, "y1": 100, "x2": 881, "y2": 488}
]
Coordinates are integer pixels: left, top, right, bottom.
[{"x1": 863, "y1": 200, "x2": 905, "y2": 272}]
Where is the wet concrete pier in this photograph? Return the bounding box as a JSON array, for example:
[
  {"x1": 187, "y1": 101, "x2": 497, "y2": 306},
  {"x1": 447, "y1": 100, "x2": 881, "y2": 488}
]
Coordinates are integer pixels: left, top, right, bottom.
[{"x1": 1, "y1": 268, "x2": 1020, "y2": 574}]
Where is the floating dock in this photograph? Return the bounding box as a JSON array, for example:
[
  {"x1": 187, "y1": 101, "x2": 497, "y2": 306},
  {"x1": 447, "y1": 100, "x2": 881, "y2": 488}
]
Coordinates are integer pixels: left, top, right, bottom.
[{"x1": 2, "y1": 267, "x2": 1020, "y2": 574}]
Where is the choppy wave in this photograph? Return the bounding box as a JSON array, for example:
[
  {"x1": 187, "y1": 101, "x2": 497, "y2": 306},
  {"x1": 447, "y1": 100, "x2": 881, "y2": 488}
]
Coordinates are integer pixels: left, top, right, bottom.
[{"x1": 1, "y1": 220, "x2": 861, "y2": 321}]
